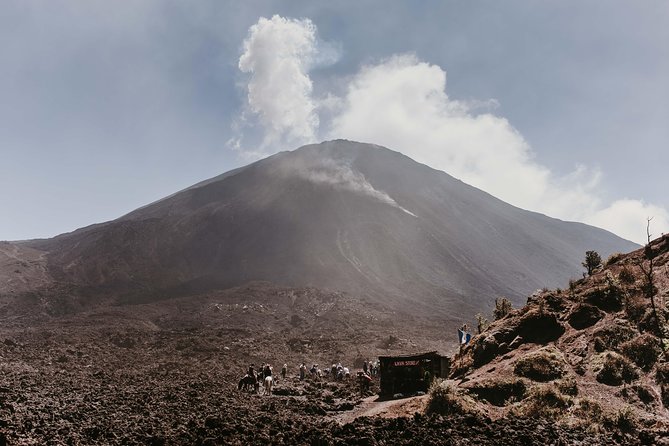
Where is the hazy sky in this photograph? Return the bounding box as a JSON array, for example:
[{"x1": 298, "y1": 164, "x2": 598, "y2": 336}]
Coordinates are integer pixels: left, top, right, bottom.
[{"x1": 2, "y1": 1, "x2": 667, "y2": 244}]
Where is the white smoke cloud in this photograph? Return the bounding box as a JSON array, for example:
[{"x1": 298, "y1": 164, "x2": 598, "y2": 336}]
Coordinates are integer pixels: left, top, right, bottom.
[
  {"x1": 235, "y1": 17, "x2": 668, "y2": 244},
  {"x1": 325, "y1": 54, "x2": 667, "y2": 243},
  {"x1": 586, "y1": 200, "x2": 669, "y2": 243},
  {"x1": 277, "y1": 156, "x2": 416, "y2": 216},
  {"x1": 235, "y1": 15, "x2": 337, "y2": 156}
]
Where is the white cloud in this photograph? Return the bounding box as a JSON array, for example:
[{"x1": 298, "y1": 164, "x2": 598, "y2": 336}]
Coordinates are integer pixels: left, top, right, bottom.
[
  {"x1": 236, "y1": 15, "x2": 336, "y2": 155},
  {"x1": 587, "y1": 200, "x2": 669, "y2": 244},
  {"x1": 326, "y1": 54, "x2": 668, "y2": 244},
  {"x1": 235, "y1": 18, "x2": 668, "y2": 245}
]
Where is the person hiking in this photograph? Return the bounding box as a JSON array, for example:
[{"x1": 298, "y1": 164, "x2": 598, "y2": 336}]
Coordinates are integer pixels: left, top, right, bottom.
[
  {"x1": 281, "y1": 364, "x2": 287, "y2": 380},
  {"x1": 358, "y1": 371, "x2": 372, "y2": 397}
]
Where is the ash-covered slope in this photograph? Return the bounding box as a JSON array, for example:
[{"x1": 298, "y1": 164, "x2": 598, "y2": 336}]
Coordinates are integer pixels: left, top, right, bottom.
[{"x1": 29, "y1": 140, "x2": 637, "y2": 317}]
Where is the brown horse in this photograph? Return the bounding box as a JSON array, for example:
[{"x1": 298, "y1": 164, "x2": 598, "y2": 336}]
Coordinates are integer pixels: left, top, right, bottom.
[{"x1": 238, "y1": 374, "x2": 258, "y2": 392}]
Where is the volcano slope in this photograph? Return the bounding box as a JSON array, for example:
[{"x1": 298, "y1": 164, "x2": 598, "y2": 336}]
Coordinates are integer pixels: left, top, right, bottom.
[
  {"x1": 20, "y1": 140, "x2": 636, "y2": 323},
  {"x1": 440, "y1": 233, "x2": 669, "y2": 444}
]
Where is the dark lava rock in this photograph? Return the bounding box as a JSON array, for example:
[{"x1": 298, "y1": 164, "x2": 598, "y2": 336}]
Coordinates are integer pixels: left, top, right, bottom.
[
  {"x1": 468, "y1": 379, "x2": 527, "y2": 406},
  {"x1": 568, "y1": 304, "x2": 604, "y2": 329},
  {"x1": 585, "y1": 287, "x2": 623, "y2": 312},
  {"x1": 472, "y1": 335, "x2": 501, "y2": 368},
  {"x1": 516, "y1": 311, "x2": 565, "y2": 344}
]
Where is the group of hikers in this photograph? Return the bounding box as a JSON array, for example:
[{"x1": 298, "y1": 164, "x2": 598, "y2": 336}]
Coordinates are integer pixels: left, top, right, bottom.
[
  {"x1": 238, "y1": 359, "x2": 379, "y2": 396},
  {"x1": 237, "y1": 362, "x2": 282, "y2": 394}
]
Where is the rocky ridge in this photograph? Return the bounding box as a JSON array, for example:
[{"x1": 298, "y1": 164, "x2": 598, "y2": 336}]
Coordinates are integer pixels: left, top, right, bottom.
[{"x1": 444, "y1": 233, "x2": 669, "y2": 443}]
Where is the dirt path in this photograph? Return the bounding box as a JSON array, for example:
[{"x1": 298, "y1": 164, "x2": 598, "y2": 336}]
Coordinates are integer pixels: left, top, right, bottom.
[{"x1": 333, "y1": 394, "x2": 429, "y2": 424}]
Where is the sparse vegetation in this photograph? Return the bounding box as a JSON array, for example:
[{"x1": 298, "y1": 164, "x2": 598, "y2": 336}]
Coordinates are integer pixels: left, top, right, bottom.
[
  {"x1": 620, "y1": 334, "x2": 662, "y2": 371},
  {"x1": 426, "y1": 380, "x2": 478, "y2": 415},
  {"x1": 510, "y1": 385, "x2": 572, "y2": 419},
  {"x1": 475, "y1": 313, "x2": 489, "y2": 334},
  {"x1": 617, "y1": 266, "x2": 636, "y2": 285},
  {"x1": 493, "y1": 297, "x2": 512, "y2": 321},
  {"x1": 572, "y1": 397, "x2": 603, "y2": 424},
  {"x1": 656, "y1": 363, "x2": 669, "y2": 384},
  {"x1": 635, "y1": 218, "x2": 666, "y2": 346},
  {"x1": 468, "y1": 379, "x2": 527, "y2": 406},
  {"x1": 556, "y1": 377, "x2": 578, "y2": 396},
  {"x1": 595, "y1": 352, "x2": 639, "y2": 386},
  {"x1": 603, "y1": 406, "x2": 638, "y2": 433},
  {"x1": 623, "y1": 295, "x2": 646, "y2": 325},
  {"x1": 514, "y1": 349, "x2": 565, "y2": 382},
  {"x1": 582, "y1": 250, "x2": 602, "y2": 276},
  {"x1": 568, "y1": 279, "x2": 578, "y2": 298},
  {"x1": 605, "y1": 252, "x2": 624, "y2": 266},
  {"x1": 592, "y1": 324, "x2": 636, "y2": 352}
]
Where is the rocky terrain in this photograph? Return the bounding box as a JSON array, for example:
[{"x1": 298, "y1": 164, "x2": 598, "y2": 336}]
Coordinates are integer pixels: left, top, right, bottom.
[
  {"x1": 445, "y1": 233, "x2": 669, "y2": 444},
  {"x1": 3, "y1": 232, "x2": 669, "y2": 445},
  {"x1": 0, "y1": 301, "x2": 642, "y2": 445},
  {"x1": 0, "y1": 140, "x2": 658, "y2": 444}
]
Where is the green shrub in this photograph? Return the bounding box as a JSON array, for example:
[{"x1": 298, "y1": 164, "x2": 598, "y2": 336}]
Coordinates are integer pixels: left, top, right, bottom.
[
  {"x1": 514, "y1": 349, "x2": 565, "y2": 382},
  {"x1": 620, "y1": 334, "x2": 662, "y2": 371},
  {"x1": 596, "y1": 352, "x2": 639, "y2": 386},
  {"x1": 583, "y1": 251, "x2": 602, "y2": 276},
  {"x1": 493, "y1": 297, "x2": 513, "y2": 321},
  {"x1": 617, "y1": 267, "x2": 636, "y2": 285},
  {"x1": 475, "y1": 313, "x2": 489, "y2": 334}
]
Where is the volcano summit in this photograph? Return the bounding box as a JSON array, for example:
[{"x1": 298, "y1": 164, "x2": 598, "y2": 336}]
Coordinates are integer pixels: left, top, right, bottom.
[{"x1": 12, "y1": 140, "x2": 637, "y2": 320}]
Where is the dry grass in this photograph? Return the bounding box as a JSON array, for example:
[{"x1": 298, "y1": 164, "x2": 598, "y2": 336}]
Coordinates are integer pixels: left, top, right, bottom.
[
  {"x1": 514, "y1": 348, "x2": 565, "y2": 382},
  {"x1": 555, "y1": 376, "x2": 578, "y2": 396},
  {"x1": 620, "y1": 334, "x2": 662, "y2": 371},
  {"x1": 425, "y1": 380, "x2": 479, "y2": 416},
  {"x1": 592, "y1": 324, "x2": 636, "y2": 353},
  {"x1": 509, "y1": 385, "x2": 572, "y2": 419},
  {"x1": 602, "y1": 406, "x2": 638, "y2": 433},
  {"x1": 595, "y1": 352, "x2": 639, "y2": 386}
]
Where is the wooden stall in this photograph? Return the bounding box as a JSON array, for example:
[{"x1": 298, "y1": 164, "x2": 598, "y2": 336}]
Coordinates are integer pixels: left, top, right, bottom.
[{"x1": 378, "y1": 351, "x2": 450, "y2": 397}]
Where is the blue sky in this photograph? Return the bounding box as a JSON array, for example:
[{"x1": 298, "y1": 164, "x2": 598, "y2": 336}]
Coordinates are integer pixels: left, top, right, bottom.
[{"x1": 1, "y1": 1, "x2": 667, "y2": 243}]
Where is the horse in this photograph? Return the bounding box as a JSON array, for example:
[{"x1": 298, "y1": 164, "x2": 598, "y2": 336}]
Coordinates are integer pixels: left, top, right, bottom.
[
  {"x1": 238, "y1": 374, "x2": 257, "y2": 392},
  {"x1": 263, "y1": 375, "x2": 273, "y2": 395}
]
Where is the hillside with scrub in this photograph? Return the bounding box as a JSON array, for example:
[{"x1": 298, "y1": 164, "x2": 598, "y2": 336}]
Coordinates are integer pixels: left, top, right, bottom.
[{"x1": 430, "y1": 232, "x2": 669, "y2": 443}]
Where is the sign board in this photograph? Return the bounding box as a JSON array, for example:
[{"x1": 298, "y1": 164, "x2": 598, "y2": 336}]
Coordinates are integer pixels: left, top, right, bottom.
[{"x1": 393, "y1": 360, "x2": 420, "y2": 367}]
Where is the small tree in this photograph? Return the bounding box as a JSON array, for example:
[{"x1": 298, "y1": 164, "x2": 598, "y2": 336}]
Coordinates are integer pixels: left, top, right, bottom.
[
  {"x1": 582, "y1": 250, "x2": 602, "y2": 276},
  {"x1": 493, "y1": 297, "x2": 513, "y2": 321},
  {"x1": 634, "y1": 218, "x2": 666, "y2": 351},
  {"x1": 475, "y1": 313, "x2": 489, "y2": 334}
]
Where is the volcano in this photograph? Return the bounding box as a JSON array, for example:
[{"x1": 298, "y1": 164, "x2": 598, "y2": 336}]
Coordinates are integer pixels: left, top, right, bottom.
[{"x1": 22, "y1": 140, "x2": 637, "y2": 319}]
